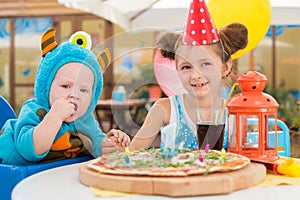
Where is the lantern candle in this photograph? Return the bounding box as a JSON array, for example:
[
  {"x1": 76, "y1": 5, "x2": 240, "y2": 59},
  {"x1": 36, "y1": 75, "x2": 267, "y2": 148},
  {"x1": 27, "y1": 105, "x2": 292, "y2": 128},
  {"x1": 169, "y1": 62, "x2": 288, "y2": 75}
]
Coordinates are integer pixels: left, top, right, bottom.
[{"x1": 221, "y1": 148, "x2": 226, "y2": 159}]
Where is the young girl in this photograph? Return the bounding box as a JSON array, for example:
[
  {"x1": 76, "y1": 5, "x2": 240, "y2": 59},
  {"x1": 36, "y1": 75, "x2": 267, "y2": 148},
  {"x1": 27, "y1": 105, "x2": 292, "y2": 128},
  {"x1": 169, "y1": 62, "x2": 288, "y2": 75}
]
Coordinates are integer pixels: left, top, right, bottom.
[
  {"x1": 130, "y1": 1, "x2": 248, "y2": 150},
  {"x1": 0, "y1": 28, "x2": 130, "y2": 165}
]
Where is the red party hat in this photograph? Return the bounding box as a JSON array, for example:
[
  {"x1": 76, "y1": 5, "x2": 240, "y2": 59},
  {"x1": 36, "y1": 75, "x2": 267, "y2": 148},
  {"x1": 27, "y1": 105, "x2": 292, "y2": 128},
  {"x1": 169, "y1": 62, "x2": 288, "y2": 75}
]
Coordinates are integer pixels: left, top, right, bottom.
[{"x1": 182, "y1": 0, "x2": 220, "y2": 45}]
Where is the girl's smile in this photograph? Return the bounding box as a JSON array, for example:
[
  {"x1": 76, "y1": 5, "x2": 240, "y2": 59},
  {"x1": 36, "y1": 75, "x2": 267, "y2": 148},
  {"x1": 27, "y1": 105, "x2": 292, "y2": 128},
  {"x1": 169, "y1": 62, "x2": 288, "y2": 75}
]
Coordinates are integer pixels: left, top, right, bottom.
[{"x1": 190, "y1": 81, "x2": 209, "y2": 88}]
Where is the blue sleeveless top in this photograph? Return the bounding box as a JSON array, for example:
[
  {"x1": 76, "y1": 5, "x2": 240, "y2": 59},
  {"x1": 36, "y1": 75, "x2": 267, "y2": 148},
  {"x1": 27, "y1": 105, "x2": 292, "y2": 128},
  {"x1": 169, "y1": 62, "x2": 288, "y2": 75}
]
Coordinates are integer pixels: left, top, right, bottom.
[{"x1": 160, "y1": 95, "x2": 198, "y2": 150}]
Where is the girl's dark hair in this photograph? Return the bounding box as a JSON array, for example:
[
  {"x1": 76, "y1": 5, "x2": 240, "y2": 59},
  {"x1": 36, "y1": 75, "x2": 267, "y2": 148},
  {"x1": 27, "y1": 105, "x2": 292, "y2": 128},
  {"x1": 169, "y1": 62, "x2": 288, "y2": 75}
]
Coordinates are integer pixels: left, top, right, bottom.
[
  {"x1": 218, "y1": 23, "x2": 248, "y2": 62},
  {"x1": 155, "y1": 23, "x2": 248, "y2": 63}
]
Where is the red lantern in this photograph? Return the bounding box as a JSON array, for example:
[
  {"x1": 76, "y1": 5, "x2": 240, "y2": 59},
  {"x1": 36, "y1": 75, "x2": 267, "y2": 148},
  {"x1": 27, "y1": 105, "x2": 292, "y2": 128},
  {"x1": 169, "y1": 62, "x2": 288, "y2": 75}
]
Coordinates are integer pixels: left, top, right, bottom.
[{"x1": 227, "y1": 71, "x2": 280, "y2": 162}]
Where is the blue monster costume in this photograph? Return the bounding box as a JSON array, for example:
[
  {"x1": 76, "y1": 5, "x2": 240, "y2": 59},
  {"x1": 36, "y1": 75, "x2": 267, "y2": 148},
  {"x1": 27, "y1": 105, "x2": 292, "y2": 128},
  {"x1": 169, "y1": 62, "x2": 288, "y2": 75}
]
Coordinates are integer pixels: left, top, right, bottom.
[{"x1": 0, "y1": 28, "x2": 111, "y2": 165}]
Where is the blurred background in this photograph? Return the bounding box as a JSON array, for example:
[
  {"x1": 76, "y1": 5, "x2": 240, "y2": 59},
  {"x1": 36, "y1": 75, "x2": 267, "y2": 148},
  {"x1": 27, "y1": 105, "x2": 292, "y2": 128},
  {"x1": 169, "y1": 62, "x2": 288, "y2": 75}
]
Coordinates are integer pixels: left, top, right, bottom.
[{"x1": 0, "y1": 0, "x2": 300, "y2": 127}]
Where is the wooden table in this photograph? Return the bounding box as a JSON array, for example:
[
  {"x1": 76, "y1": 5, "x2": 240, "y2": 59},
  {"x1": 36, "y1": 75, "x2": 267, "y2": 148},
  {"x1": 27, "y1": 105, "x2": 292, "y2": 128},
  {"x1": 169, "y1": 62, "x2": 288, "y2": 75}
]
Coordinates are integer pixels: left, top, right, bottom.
[{"x1": 95, "y1": 99, "x2": 149, "y2": 133}]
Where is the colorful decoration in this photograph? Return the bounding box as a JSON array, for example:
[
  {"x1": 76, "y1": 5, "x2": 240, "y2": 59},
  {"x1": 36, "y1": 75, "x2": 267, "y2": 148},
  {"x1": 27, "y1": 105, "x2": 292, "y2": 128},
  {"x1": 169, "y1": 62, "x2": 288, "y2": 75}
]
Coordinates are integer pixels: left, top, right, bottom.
[
  {"x1": 124, "y1": 156, "x2": 130, "y2": 164},
  {"x1": 198, "y1": 153, "x2": 204, "y2": 163},
  {"x1": 207, "y1": 0, "x2": 271, "y2": 59},
  {"x1": 124, "y1": 147, "x2": 130, "y2": 164},
  {"x1": 277, "y1": 158, "x2": 300, "y2": 177},
  {"x1": 182, "y1": 0, "x2": 220, "y2": 45},
  {"x1": 0, "y1": 19, "x2": 9, "y2": 39},
  {"x1": 26, "y1": 18, "x2": 52, "y2": 32},
  {"x1": 265, "y1": 26, "x2": 285, "y2": 38},
  {"x1": 0, "y1": 18, "x2": 52, "y2": 40},
  {"x1": 221, "y1": 148, "x2": 226, "y2": 159},
  {"x1": 22, "y1": 68, "x2": 31, "y2": 76},
  {"x1": 265, "y1": 25, "x2": 300, "y2": 38},
  {"x1": 120, "y1": 54, "x2": 140, "y2": 70},
  {"x1": 125, "y1": 147, "x2": 130, "y2": 157},
  {"x1": 205, "y1": 144, "x2": 210, "y2": 153}
]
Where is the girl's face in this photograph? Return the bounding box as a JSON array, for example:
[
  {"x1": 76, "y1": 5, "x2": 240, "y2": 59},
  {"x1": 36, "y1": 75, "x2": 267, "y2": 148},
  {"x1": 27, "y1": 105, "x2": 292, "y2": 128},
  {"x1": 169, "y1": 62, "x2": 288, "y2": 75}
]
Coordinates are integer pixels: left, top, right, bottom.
[
  {"x1": 176, "y1": 45, "x2": 231, "y2": 101},
  {"x1": 49, "y1": 62, "x2": 94, "y2": 122}
]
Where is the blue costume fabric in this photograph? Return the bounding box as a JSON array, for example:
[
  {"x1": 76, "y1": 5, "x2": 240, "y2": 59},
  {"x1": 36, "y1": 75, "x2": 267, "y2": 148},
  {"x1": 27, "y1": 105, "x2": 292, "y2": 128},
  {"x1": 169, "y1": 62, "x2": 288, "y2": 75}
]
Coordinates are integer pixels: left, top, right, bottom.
[
  {"x1": 0, "y1": 36, "x2": 105, "y2": 165},
  {"x1": 160, "y1": 95, "x2": 228, "y2": 151}
]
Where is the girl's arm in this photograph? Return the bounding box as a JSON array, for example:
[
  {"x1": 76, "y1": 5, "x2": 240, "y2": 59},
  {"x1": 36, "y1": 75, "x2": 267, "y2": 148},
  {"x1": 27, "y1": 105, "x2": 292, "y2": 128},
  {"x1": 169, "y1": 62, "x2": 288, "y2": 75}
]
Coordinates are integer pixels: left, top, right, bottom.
[{"x1": 130, "y1": 98, "x2": 170, "y2": 150}]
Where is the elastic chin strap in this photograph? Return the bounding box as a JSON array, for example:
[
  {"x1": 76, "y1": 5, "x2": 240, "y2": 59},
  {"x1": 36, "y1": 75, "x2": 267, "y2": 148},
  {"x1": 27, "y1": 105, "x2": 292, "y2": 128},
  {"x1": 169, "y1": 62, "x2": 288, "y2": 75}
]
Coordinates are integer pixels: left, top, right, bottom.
[
  {"x1": 222, "y1": 67, "x2": 233, "y2": 78},
  {"x1": 219, "y1": 39, "x2": 229, "y2": 64}
]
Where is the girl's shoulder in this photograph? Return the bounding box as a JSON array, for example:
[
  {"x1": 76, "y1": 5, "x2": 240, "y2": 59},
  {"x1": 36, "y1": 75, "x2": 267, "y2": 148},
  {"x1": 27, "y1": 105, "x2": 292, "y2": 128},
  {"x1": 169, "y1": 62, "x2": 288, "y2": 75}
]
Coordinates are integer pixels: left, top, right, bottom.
[
  {"x1": 154, "y1": 94, "x2": 180, "y2": 105},
  {"x1": 150, "y1": 98, "x2": 169, "y2": 112},
  {"x1": 152, "y1": 97, "x2": 172, "y2": 125},
  {"x1": 155, "y1": 97, "x2": 170, "y2": 106}
]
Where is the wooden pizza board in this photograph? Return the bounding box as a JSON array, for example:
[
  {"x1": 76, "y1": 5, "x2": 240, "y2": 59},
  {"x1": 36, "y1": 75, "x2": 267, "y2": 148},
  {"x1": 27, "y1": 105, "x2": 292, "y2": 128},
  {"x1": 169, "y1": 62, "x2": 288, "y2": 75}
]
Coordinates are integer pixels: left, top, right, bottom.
[{"x1": 78, "y1": 161, "x2": 266, "y2": 197}]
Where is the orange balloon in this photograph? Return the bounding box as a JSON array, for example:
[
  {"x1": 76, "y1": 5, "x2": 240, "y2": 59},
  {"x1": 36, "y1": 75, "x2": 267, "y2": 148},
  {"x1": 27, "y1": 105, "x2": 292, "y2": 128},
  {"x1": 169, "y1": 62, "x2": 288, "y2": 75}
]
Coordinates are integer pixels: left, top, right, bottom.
[{"x1": 207, "y1": 0, "x2": 271, "y2": 59}]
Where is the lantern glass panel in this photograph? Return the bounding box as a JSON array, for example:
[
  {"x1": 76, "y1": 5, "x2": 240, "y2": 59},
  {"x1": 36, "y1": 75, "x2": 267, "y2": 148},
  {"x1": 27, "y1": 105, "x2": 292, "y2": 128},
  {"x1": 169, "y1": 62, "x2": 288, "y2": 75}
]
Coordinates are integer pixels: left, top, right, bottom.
[
  {"x1": 245, "y1": 115, "x2": 259, "y2": 149},
  {"x1": 265, "y1": 114, "x2": 277, "y2": 150},
  {"x1": 228, "y1": 114, "x2": 236, "y2": 148}
]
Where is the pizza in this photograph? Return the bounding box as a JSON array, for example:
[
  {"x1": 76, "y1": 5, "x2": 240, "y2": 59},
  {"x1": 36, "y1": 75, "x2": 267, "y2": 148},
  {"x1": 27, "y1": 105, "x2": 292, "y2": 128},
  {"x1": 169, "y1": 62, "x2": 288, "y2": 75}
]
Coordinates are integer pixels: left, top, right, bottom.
[{"x1": 87, "y1": 148, "x2": 250, "y2": 177}]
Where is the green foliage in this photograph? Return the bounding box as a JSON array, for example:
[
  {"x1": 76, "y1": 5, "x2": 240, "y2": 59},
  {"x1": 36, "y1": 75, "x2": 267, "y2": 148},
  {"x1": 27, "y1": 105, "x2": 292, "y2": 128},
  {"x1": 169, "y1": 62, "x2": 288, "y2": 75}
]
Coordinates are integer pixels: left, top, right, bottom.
[
  {"x1": 291, "y1": 114, "x2": 300, "y2": 131},
  {"x1": 138, "y1": 63, "x2": 156, "y2": 84},
  {"x1": 264, "y1": 84, "x2": 300, "y2": 130}
]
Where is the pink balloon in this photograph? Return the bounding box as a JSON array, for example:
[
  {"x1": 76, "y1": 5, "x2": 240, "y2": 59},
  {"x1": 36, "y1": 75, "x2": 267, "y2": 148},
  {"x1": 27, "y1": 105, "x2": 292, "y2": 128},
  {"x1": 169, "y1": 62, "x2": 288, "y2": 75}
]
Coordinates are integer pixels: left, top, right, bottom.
[{"x1": 153, "y1": 49, "x2": 187, "y2": 96}]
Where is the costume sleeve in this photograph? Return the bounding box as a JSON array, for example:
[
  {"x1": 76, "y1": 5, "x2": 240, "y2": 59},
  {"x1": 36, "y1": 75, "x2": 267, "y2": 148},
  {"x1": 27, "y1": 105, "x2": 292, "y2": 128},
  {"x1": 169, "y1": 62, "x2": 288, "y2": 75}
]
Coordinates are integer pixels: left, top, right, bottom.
[
  {"x1": 75, "y1": 114, "x2": 105, "y2": 158},
  {"x1": 91, "y1": 122, "x2": 106, "y2": 158},
  {"x1": 14, "y1": 100, "x2": 49, "y2": 162}
]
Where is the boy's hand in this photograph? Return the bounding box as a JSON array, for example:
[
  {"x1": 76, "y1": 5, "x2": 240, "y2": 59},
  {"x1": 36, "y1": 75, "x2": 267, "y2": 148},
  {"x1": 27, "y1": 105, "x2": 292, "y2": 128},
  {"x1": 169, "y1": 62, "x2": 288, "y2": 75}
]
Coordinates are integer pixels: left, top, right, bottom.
[
  {"x1": 101, "y1": 129, "x2": 131, "y2": 155},
  {"x1": 106, "y1": 129, "x2": 131, "y2": 147},
  {"x1": 50, "y1": 98, "x2": 76, "y2": 121}
]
